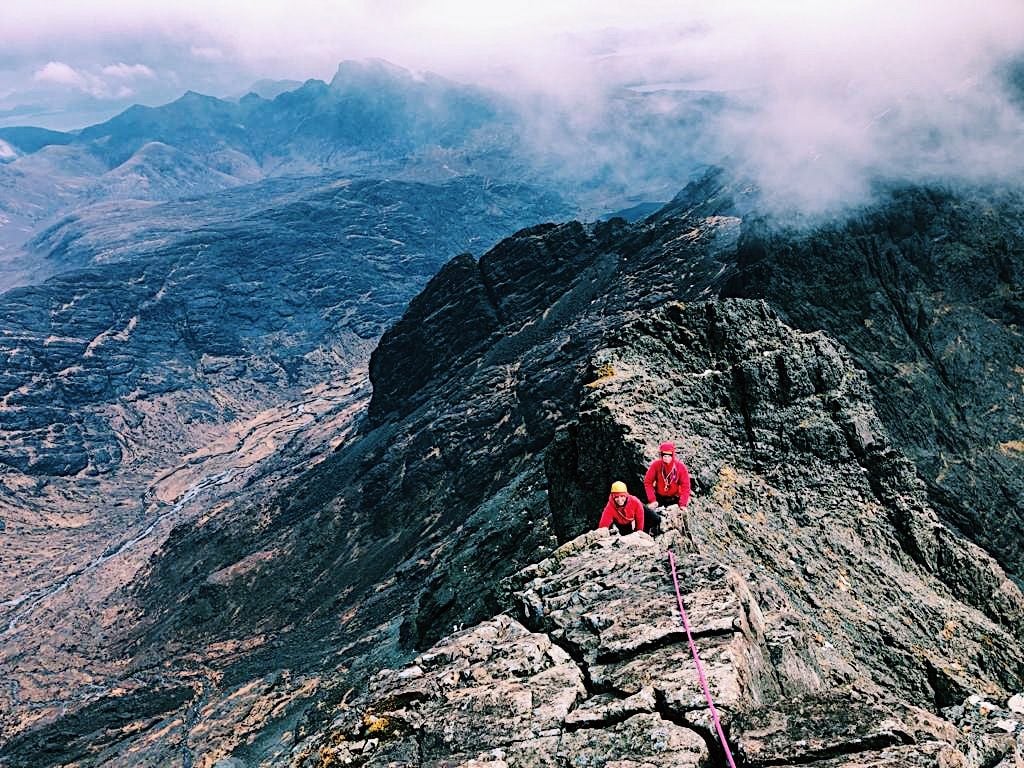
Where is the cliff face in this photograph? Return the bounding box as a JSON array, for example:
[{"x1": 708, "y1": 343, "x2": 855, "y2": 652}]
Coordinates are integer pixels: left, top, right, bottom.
[
  {"x1": 721, "y1": 187, "x2": 1024, "y2": 582},
  {"x1": 3, "y1": 175, "x2": 1023, "y2": 767}
]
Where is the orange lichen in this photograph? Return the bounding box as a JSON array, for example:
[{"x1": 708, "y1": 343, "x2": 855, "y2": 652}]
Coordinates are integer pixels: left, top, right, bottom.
[
  {"x1": 713, "y1": 465, "x2": 739, "y2": 513},
  {"x1": 585, "y1": 362, "x2": 616, "y2": 387}
]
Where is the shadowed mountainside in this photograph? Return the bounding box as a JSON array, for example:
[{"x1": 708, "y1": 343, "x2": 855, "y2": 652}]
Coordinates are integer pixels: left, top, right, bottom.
[
  {"x1": 721, "y1": 188, "x2": 1024, "y2": 582},
  {"x1": 0, "y1": 175, "x2": 570, "y2": 762}
]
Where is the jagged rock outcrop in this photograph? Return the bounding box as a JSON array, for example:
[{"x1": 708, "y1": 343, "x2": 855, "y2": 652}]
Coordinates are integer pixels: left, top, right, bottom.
[
  {"x1": 281, "y1": 298, "x2": 1024, "y2": 768},
  {"x1": 292, "y1": 537, "x2": 715, "y2": 767},
  {"x1": 545, "y1": 298, "x2": 1024, "y2": 715},
  {"x1": 367, "y1": 220, "x2": 615, "y2": 424},
  {"x1": 292, "y1": 526, "x2": 1024, "y2": 767},
  {"x1": 721, "y1": 187, "x2": 1024, "y2": 582}
]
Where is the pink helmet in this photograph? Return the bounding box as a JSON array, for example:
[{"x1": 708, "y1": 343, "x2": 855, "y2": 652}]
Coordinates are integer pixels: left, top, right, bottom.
[{"x1": 659, "y1": 441, "x2": 675, "y2": 454}]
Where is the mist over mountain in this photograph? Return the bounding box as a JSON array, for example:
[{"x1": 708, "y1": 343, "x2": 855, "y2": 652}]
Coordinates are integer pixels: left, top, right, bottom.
[
  {"x1": 0, "y1": 58, "x2": 725, "y2": 294},
  {"x1": 1, "y1": 5, "x2": 1024, "y2": 766}
]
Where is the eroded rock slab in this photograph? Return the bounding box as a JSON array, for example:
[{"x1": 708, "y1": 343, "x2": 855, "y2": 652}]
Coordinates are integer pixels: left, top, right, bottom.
[
  {"x1": 292, "y1": 613, "x2": 710, "y2": 768},
  {"x1": 291, "y1": 523, "x2": 1016, "y2": 767}
]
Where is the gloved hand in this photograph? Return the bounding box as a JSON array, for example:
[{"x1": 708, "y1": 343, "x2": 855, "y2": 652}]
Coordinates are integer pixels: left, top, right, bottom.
[{"x1": 645, "y1": 501, "x2": 658, "y2": 510}]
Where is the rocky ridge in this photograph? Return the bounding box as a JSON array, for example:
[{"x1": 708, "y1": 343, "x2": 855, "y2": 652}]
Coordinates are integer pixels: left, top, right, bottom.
[
  {"x1": 295, "y1": 532, "x2": 1024, "y2": 768},
  {"x1": 2, "y1": 175, "x2": 1023, "y2": 766},
  {"x1": 290, "y1": 297, "x2": 1024, "y2": 767}
]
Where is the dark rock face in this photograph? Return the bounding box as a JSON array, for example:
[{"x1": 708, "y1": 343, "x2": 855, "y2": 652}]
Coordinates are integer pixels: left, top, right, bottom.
[
  {"x1": 293, "y1": 300, "x2": 1024, "y2": 767},
  {"x1": 366, "y1": 252, "x2": 501, "y2": 423},
  {"x1": 721, "y1": 187, "x2": 1024, "y2": 582},
  {"x1": 367, "y1": 221, "x2": 603, "y2": 424}
]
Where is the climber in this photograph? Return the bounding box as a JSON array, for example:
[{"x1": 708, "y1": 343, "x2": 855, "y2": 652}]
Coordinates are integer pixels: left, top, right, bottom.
[
  {"x1": 642, "y1": 441, "x2": 691, "y2": 537},
  {"x1": 597, "y1": 481, "x2": 645, "y2": 535}
]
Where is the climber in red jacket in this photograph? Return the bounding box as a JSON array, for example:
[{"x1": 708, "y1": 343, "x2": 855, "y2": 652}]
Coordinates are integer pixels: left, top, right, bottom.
[
  {"x1": 642, "y1": 441, "x2": 691, "y2": 536},
  {"x1": 598, "y1": 481, "x2": 645, "y2": 535}
]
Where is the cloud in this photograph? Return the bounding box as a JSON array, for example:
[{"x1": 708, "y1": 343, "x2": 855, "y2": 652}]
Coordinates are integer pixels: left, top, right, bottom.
[
  {"x1": 31, "y1": 59, "x2": 155, "y2": 100},
  {"x1": 190, "y1": 46, "x2": 225, "y2": 62},
  {"x1": 686, "y1": 1, "x2": 1024, "y2": 214},
  {"x1": 101, "y1": 62, "x2": 155, "y2": 79},
  {"x1": 7, "y1": 1, "x2": 1024, "y2": 212},
  {"x1": 33, "y1": 61, "x2": 89, "y2": 88}
]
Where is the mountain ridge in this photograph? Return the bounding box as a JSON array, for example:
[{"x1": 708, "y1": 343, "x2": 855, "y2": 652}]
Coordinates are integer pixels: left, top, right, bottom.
[
  {"x1": 2, "y1": 171, "x2": 1022, "y2": 766},
  {"x1": 0, "y1": 58, "x2": 721, "y2": 283},
  {"x1": 291, "y1": 295, "x2": 1024, "y2": 767}
]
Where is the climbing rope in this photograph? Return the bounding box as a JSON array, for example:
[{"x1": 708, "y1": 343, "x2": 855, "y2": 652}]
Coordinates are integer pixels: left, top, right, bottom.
[{"x1": 667, "y1": 550, "x2": 739, "y2": 768}]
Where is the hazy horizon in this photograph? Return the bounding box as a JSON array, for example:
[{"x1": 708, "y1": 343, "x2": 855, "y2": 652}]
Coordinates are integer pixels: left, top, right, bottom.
[{"x1": 4, "y1": 0, "x2": 1024, "y2": 214}]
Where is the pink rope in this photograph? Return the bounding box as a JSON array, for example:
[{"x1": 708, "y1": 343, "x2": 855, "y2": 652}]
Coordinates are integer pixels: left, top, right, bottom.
[{"x1": 667, "y1": 550, "x2": 739, "y2": 768}]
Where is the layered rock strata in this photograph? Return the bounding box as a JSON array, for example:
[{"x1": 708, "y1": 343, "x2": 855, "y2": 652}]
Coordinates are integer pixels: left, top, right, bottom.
[{"x1": 294, "y1": 529, "x2": 1024, "y2": 768}]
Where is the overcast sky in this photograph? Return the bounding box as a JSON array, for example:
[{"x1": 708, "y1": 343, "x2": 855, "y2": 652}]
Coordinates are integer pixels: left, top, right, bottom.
[
  {"x1": 6, "y1": 1, "x2": 1024, "y2": 97},
  {"x1": 4, "y1": 1, "x2": 1024, "y2": 212}
]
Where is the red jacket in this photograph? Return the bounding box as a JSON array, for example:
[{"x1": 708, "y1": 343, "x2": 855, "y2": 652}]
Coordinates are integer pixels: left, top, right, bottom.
[
  {"x1": 644, "y1": 458, "x2": 691, "y2": 506},
  {"x1": 598, "y1": 493, "x2": 645, "y2": 531}
]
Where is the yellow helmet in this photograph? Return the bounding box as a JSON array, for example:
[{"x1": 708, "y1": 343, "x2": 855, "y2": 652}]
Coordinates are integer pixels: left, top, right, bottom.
[{"x1": 610, "y1": 481, "x2": 628, "y2": 494}]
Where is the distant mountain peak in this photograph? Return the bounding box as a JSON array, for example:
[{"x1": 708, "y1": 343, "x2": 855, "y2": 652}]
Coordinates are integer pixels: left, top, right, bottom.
[
  {"x1": 176, "y1": 90, "x2": 222, "y2": 105},
  {"x1": 239, "y1": 78, "x2": 304, "y2": 101},
  {"x1": 329, "y1": 58, "x2": 424, "y2": 90}
]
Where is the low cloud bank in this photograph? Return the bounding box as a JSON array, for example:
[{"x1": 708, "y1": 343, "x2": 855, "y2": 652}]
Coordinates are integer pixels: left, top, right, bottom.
[{"x1": 5, "y1": 1, "x2": 1024, "y2": 212}]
